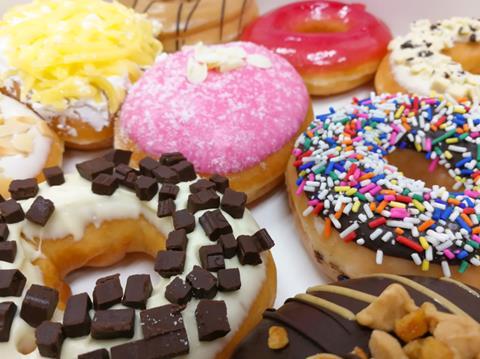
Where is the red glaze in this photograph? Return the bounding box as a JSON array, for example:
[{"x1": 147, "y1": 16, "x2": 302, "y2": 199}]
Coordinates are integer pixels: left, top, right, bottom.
[{"x1": 241, "y1": 1, "x2": 392, "y2": 74}]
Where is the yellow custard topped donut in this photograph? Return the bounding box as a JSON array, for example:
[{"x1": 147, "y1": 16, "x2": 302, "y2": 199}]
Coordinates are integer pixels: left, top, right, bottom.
[{"x1": 0, "y1": 0, "x2": 162, "y2": 149}]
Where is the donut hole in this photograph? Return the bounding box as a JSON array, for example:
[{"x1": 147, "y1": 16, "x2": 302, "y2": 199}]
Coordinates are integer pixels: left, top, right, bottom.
[
  {"x1": 294, "y1": 20, "x2": 348, "y2": 33},
  {"x1": 16, "y1": 332, "x2": 36, "y2": 355},
  {"x1": 442, "y1": 43, "x2": 480, "y2": 75}
]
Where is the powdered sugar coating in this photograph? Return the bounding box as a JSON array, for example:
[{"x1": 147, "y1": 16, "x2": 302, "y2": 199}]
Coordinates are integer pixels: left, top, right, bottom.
[{"x1": 119, "y1": 41, "x2": 309, "y2": 174}]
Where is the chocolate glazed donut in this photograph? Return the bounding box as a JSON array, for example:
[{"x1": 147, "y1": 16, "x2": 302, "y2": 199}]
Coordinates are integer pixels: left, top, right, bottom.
[{"x1": 232, "y1": 275, "x2": 480, "y2": 358}]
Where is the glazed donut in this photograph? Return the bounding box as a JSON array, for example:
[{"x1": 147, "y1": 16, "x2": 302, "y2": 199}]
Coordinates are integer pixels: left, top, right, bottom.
[
  {"x1": 0, "y1": 0, "x2": 162, "y2": 150},
  {"x1": 116, "y1": 41, "x2": 312, "y2": 203},
  {"x1": 120, "y1": 0, "x2": 259, "y2": 52},
  {"x1": 241, "y1": 1, "x2": 392, "y2": 96},
  {"x1": 0, "y1": 150, "x2": 276, "y2": 358},
  {"x1": 287, "y1": 93, "x2": 480, "y2": 288},
  {"x1": 376, "y1": 18, "x2": 480, "y2": 100},
  {"x1": 232, "y1": 274, "x2": 480, "y2": 358},
  {"x1": 0, "y1": 94, "x2": 63, "y2": 198}
]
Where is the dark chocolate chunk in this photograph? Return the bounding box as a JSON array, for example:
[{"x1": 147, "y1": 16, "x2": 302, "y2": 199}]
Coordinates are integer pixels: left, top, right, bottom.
[
  {"x1": 154, "y1": 250, "x2": 186, "y2": 278},
  {"x1": 0, "y1": 200, "x2": 24, "y2": 223},
  {"x1": 0, "y1": 224, "x2": 8, "y2": 241},
  {"x1": 237, "y1": 235, "x2": 262, "y2": 265},
  {"x1": 122, "y1": 171, "x2": 138, "y2": 190},
  {"x1": 158, "y1": 184, "x2": 179, "y2": 200},
  {"x1": 159, "y1": 152, "x2": 186, "y2": 166},
  {"x1": 187, "y1": 189, "x2": 220, "y2": 213},
  {"x1": 122, "y1": 274, "x2": 152, "y2": 310},
  {"x1": 20, "y1": 284, "x2": 58, "y2": 327},
  {"x1": 115, "y1": 164, "x2": 135, "y2": 178},
  {"x1": 217, "y1": 268, "x2": 241, "y2": 292},
  {"x1": 104, "y1": 149, "x2": 132, "y2": 166},
  {"x1": 165, "y1": 277, "x2": 192, "y2": 305},
  {"x1": 140, "y1": 304, "x2": 184, "y2": 339},
  {"x1": 173, "y1": 209, "x2": 195, "y2": 233},
  {"x1": 209, "y1": 174, "x2": 229, "y2": 194},
  {"x1": 171, "y1": 160, "x2": 196, "y2": 182},
  {"x1": 157, "y1": 199, "x2": 175, "y2": 218},
  {"x1": 195, "y1": 300, "x2": 230, "y2": 341},
  {"x1": 26, "y1": 196, "x2": 55, "y2": 226},
  {"x1": 166, "y1": 229, "x2": 188, "y2": 251},
  {"x1": 9, "y1": 178, "x2": 38, "y2": 200},
  {"x1": 93, "y1": 274, "x2": 123, "y2": 310},
  {"x1": 36, "y1": 321, "x2": 64, "y2": 358},
  {"x1": 0, "y1": 302, "x2": 16, "y2": 341},
  {"x1": 78, "y1": 349, "x2": 109, "y2": 359},
  {"x1": 190, "y1": 179, "x2": 215, "y2": 194},
  {"x1": 218, "y1": 233, "x2": 237, "y2": 258},
  {"x1": 221, "y1": 188, "x2": 247, "y2": 218},
  {"x1": 63, "y1": 293, "x2": 92, "y2": 338},
  {"x1": 0, "y1": 269, "x2": 25, "y2": 297},
  {"x1": 0, "y1": 241, "x2": 16, "y2": 263},
  {"x1": 186, "y1": 266, "x2": 217, "y2": 299},
  {"x1": 76, "y1": 158, "x2": 114, "y2": 181},
  {"x1": 152, "y1": 165, "x2": 179, "y2": 184},
  {"x1": 135, "y1": 175, "x2": 158, "y2": 201},
  {"x1": 199, "y1": 245, "x2": 225, "y2": 272},
  {"x1": 255, "y1": 229, "x2": 274, "y2": 251},
  {"x1": 91, "y1": 309, "x2": 135, "y2": 340},
  {"x1": 139, "y1": 157, "x2": 159, "y2": 176},
  {"x1": 92, "y1": 174, "x2": 118, "y2": 196},
  {"x1": 43, "y1": 167, "x2": 65, "y2": 186},
  {"x1": 199, "y1": 210, "x2": 232, "y2": 241},
  {"x1": 110, "y1": 341, "x2": 146, "y2": 359}
]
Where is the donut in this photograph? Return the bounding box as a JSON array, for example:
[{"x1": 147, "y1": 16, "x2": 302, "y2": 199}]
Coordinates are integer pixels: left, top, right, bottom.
[
  {"x1": 0, "y1": 94, "x2": 63, "y2": 198},
  {"x1": 287, "y1": 93, "x2": 480, "y2": 288},
  {"x1": 241, "y1": 1, "x2": 392, "y2": 96},
  {"x1": 232, "y1": 274, "x2": 480, "y2": 358},
  {"x1": 375, "y1": 18, "x2": 480, "y2": 100},
  {"x1": 0, "y1": 150, "x2": 276, "y2": 358},
  {"x1": 0, "y1": 0, "x2": 162, "y2": 150},
  {"x1": 120, "y1": 0, "x2": 259, "y2": 52},
  {"x1": 116, "y1": 41, "x2": 312, "y2": 203}
]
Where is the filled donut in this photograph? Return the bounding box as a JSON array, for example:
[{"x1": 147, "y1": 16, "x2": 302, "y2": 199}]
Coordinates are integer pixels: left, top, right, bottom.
[
  {"x1": 232, "y1": 274, "x2": 480, "y2": 358},
  {"x1": 287, "y1": 93, "x2": 480, "y2": 288},
  {"x1": 120, "y1": 0, "x2": 259, "y2": 52},
  {"x1": 0, "y1": 0, "x2": 162, "y2": 150},
  {"x1": 376, "y1": 18, "x2": 480, "y2": 100},
  {"x1": 0, "y1": 151, "x2": 276, "y2": 358},
  {"x1": 116, "y1": 41, "x2": 312, "y2": 203},
  {"x1": 241, "y1": 1, "x2": 392, "y2": 96}
]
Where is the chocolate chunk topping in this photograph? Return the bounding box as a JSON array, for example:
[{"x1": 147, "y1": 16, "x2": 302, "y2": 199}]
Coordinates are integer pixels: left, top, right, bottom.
[
  {"x1": 91, "y1": 309, "x2": 135, "y2": 340},
  {"x1": 152, "y1": 165, "x2": 179, "y2": 184},
  {"x1": 155, "y1": 250, "x2": 186, "y2": 278},
  {"x1": 115, "y1": 163, "x2": 135, "y2": 178},
  {"x1": 186, "y1": 266, "x2": 217, "y2": 299},
  {"x1": 187, "y1": 189, "x2": 220, "y2": 213},
  {"x1": 171, "y1": 160, "x2": 196, "y2": 182},
  {"x1": 218, "y1": 233, "x2": 237, "y2": 258},
  {"x1": 0, "y1": 242, "x2": 16, "y2": 263},
  {"x1": 140, "y1": 304, "x2": 184, "y2": 339},
  {"x1": 122, "y1": 274, "x2": 152, "y2": 310},
  {"x1": 158, "y1": 183, "x2": 179, "y2": 200},
  {"x1": 0, "y1": 224, "x2": 8, "y2": 241},
  {"x1": 0, "y1": 269, "x2": 25, "y2": 297},
  {"x1": 76, "y1": 158, "x2": 114, "y2": 181},
  {"x1": 92, "y1": 174, "x2": 119, "y2": 196},
  {"x1": 20, "y1": 284, "x2": 58, "y2": 327},
  {"x1": 199, "y1": 210, "x2": 232, "y2": 241},
  {"x1": 237, "y1": 235, "x2": 262, "y2": 265},
  {"x1": 195, "y1": 300, "x2": 230, "y2": 341},
  {"x1": 122, "y1": 171, "x2": 138, "y2": 190},
  {"x1": 135, "y1": 176, "x2": 158, "y2": 201},
  {"x1": 217, "y1": 268, "x2": 241, "y2": 292},
  {"x1": 0, "y1": 302, "x2": 16, "y2": 342},
  {"x1": 78, "y1": 349, "x2": 109, "y2": 359},
  {"x1": 165, "y1": 277, "x2": 192, "y2": 305},
  {"x1": 104, "y1": 149, "x2": 132, "y2": 166},
  {"x1": 9, "y1": 178, "x2": 38, "y2": 200},
  {"x1": 255, "y1": 229, "x2": 275, "y2": 251},
  {"x1": 93, "y1": 274, "x2": 123, "y2": 310},
  {"x1": 199, "y1": 245, "x2": 225, "y2": 272},
  {"x1": 190, "y1": 179, "x2": 216, "y2": 194},
  {"x1": 26, "y1": 196, "x2": 55, "y2": 226},
  {"x1": 110, "y1": 341, "x2": 146, "y2": 359},
  {"x1": 63, "y1": 293, "x2": 92, "y2": 338},
  {"x1": 221, "y1": 188, "x2": 247, "y2": 218},
  {"x1": 159, "y1": 152, "x2": 186, "y2": 166},
  {"x1": 43, "y1": 166, "x2": 65, "y2": 186},
  {"x1": 173, "y1": 209, "x2": 195, "y2": 233},
  {"x1": 36, "y1": 321, "x2": 64, "y2": 358},
  {"x1": 0, "y1": 200, "x2": 24, "y2": 223},
  {"x1": 166, "y1": 229, "x2": 188, "y2": 251},
  {"x1": 157, "y1": 198, "x2": 176, "y2": 218},
  {"x1": 209, "y1": 174, "x2": 229, "y2": 194},
  {"x1": 139, "y1": 157, "x2": 159, "y2": 177}
]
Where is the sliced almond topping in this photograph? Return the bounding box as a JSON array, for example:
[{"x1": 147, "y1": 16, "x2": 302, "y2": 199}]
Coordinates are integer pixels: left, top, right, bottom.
[
  {"x1": 247, "y1": 54, "x2": 272, "y2": 69},
  {"x1": 12, "y1": 131, "x2": 34, "y2": 154},
  {"x1": 187, "y1": 57, "x2": 208, "y2": 84},
  {"x1": 219, "y1": 58, "x2": 246, "y2": 73},
  {"x1": 267, "y1": 326, "x2": 289, "y2": 350}
]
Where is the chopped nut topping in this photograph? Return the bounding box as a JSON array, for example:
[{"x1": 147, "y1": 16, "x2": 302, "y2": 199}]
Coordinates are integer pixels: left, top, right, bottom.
[
  {"x1": 404, "y1": 337, "x2": 454, "y2": 359},
  {"x1": 267, "y1": 325, "x2": 289, "y2": 350},
  {"x1": 369, "y1": 330, "x2": 408, "y2": 359},
  {"x1": 394, "y1": 308, "x2": 429, "y2": 342}
]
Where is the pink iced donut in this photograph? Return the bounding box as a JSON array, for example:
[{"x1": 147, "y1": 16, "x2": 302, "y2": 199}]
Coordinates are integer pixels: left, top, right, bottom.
[{"x1": 116, "y1": 41, "x2": 311, "y2": 202}]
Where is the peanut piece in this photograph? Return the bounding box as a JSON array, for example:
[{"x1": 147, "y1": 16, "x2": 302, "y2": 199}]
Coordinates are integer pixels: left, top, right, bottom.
[
  {"x1": 394, "y1": 308, "x2": 429, "y2": 342},
  {"x1": 267, "y1": 326, "x2": 289, "y2": 350},
  {"x1": 350, "y1": 346, "x2": 368, "y2": 359},
  {"x1": 369, "y1": 330, "x2": 408, "y2": 359},
  {"x1": 404, "y1": 337, "x2": 454, "y2": 359}
]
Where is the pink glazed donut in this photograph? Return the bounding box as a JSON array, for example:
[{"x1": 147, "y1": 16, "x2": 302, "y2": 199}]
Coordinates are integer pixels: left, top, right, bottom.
[{"x1": 116, "y1": 41, "x2": 312, "y2": 202}]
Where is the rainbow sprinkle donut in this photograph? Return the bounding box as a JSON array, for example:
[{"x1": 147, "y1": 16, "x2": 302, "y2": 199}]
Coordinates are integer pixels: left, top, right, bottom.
[{"x1": 288, "y1": 93, "x2": 480, "y2": 287}]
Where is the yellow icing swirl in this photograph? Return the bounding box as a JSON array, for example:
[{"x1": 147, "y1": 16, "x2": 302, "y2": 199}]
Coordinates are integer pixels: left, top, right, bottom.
[{"x1": 0, "y1": 0, "x2": 162, "y2": 113}]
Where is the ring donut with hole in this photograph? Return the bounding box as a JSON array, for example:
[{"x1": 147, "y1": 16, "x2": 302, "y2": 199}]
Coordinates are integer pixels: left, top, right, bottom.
[
  {"x1": 0, "y1": 151, "x2": 275, "y2": 358},
  {"x1": 241, "y1": 1, "x2": 392, "y2": 96}
]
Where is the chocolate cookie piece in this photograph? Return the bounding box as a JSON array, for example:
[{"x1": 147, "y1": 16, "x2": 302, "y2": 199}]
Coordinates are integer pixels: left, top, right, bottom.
[
  {"x1": 63, "y1": 293, "x2": 92, "y2": 338},
  {"x1": 158, "y1": 184, "x2": 179, "y2": 200},
  {"x1": 91, "y1": 309, "x2": 135, "y2": 340},
  {"x1": 237, "y1": 235, "x2": 262, "y2": 265},
  {"x1": 20, "y1": 284, "x2": 58, "y2": 327},
  {"x1": 190, "y1": 179, "x2": 216, "y2": 194},
  {"x1": 157, "y1": 199, "x2": 176, "y2": 218},
  {"x1": 122, "y1": 274, "x2": 152, "y2": 310},
  {"x1": 195, "y1": 300, "x2": 230, "y2": 341},
  {"x1": 35, "y1": 321, "x2": 64, "y2": 358},
  {"x1": 152, "y1": 165, "x2": 179, "y2": 184}
]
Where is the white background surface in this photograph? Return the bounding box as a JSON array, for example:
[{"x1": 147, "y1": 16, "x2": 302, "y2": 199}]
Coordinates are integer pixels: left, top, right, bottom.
[{"x1": 0, "y1": 0, "x2": 479, "y2": 308}]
